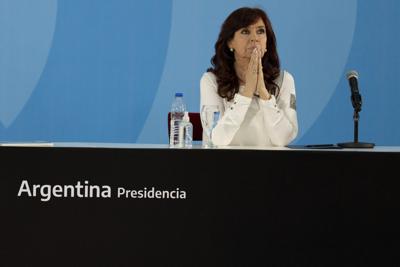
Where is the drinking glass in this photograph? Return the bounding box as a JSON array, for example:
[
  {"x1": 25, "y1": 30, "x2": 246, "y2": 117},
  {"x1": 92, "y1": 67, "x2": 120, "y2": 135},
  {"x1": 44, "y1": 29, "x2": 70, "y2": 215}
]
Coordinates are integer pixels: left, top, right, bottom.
[{"x1": 200, "y1": 105, "x2": 221, "y2": 148}]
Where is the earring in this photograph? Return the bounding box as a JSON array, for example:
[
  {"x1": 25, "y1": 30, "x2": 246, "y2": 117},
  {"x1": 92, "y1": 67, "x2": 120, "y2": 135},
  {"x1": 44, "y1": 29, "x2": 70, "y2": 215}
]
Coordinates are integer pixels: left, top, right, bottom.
[{"x1": 229, "y1": 47, "x2": 234, "y2": 52}]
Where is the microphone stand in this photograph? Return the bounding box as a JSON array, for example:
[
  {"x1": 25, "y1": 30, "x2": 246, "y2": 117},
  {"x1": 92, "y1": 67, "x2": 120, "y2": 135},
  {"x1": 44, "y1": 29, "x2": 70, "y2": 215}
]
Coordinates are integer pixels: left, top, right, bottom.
[{"x1": 337, "y1": 108, "x2": 375, "y2": 148}]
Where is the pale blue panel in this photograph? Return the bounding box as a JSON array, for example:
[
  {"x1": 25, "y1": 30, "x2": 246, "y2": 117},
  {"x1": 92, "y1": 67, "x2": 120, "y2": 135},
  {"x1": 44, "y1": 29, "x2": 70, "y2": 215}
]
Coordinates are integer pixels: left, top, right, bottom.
[
  {"x1": 1, "y1": 0, "x2": 399, "y2": 146},
  {"x1": 299, "y1": 0, "x2": 400, "y2": 145},
  {"x1": 0, "y1": 0, "x2": 172, "y2": 142},
  {"x1": 0, "y1": 0, "x2": 57, "y2": 127}
]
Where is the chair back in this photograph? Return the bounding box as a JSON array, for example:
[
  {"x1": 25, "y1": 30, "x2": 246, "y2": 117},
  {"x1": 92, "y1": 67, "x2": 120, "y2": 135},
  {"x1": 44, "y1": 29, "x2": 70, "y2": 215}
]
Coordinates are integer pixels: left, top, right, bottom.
[{"x1": 168, "y1": 112, "x2": 203, "y2": 141}]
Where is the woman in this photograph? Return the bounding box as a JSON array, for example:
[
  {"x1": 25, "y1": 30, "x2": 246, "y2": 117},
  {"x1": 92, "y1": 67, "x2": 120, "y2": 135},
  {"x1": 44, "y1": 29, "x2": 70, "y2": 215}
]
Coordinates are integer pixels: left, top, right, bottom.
[{"x1": 200, "y1": 7, "x2": 298, "y2": 146}]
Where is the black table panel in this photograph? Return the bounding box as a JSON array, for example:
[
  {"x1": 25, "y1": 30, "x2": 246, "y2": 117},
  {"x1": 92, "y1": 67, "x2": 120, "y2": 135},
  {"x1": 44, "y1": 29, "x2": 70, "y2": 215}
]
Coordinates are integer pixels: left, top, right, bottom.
[{"x1": 1, "y1": 147, "x2": 399, "y2": 266}]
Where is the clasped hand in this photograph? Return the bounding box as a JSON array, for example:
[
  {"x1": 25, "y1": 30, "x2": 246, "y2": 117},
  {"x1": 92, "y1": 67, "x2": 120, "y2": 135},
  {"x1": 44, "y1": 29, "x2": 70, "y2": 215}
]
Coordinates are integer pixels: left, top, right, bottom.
[{"x1": 242, "y1": 47, "x2": 271, "y2": 100}]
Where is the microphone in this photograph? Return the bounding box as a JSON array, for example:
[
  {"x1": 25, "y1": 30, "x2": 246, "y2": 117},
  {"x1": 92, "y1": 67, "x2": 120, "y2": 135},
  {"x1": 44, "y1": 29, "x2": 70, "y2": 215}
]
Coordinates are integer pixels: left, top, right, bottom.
[
  {"x1": 337, "y1": 70, "x2": 374, "y2": 148},
  {"x1": 346, "y1": 70, "x2": 362, "y2": 112}
]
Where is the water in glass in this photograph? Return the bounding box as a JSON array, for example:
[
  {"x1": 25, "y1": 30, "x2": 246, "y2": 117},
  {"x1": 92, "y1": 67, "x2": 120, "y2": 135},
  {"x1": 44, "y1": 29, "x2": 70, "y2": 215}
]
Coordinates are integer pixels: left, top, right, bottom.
[{"x1": 200, "y1": 105, "x2": 220, "y2": 148}]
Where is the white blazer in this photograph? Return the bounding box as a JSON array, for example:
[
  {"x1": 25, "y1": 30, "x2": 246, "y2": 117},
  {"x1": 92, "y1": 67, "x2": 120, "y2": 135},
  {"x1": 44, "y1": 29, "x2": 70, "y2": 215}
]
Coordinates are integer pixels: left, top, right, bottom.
[{"x1": 200, "y1": 71, "x2": 298, "y2": 146}]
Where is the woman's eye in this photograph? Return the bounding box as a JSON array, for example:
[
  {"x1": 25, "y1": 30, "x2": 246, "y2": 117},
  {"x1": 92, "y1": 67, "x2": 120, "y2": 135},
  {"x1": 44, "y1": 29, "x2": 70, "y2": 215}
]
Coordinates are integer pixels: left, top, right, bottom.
[
  {"x1": 241, "y1": 29, "x2": 250, "y2": 34},
  {"x1": 257, "y1": 29, "x2": 266, "y2": 34}
]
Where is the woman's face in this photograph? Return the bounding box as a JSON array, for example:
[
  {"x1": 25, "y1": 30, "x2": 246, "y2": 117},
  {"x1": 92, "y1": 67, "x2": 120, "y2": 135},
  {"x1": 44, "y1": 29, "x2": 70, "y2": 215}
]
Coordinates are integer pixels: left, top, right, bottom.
[{"x1": 228, "y1": 18, "x2": 267, "y2": 59}]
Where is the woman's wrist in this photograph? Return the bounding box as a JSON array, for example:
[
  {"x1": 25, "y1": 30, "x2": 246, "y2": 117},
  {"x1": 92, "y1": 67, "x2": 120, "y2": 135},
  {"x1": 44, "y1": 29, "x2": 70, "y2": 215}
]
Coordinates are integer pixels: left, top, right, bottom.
[
  {"x1": 259, "y1": 87, "x2": 271, "y2": 100},
  {"x1": 240, "y1": 90, "x2": 254, "y2": 98}
]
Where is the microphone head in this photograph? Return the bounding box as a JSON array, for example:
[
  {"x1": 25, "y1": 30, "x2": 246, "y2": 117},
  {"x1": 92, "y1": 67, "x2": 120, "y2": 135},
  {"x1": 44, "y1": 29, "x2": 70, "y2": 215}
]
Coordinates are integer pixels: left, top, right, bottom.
[{"x1": 346, "y1": 70, "x2": 359, "y2": 80}]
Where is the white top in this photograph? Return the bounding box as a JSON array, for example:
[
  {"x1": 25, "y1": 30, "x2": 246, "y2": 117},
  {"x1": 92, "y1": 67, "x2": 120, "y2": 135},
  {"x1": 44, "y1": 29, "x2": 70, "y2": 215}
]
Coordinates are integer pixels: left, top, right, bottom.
[{"x1": 200, "y1": 71, "x2": 298, "y2": 146}]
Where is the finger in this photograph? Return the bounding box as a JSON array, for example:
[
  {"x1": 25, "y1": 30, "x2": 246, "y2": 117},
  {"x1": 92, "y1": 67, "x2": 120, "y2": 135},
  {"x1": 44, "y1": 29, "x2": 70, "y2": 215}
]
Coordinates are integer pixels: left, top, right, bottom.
[
  {"x1": 250, "y1": 48, "x2": 257, "y2": 63},
  {"x1": 252, "y1": 59, "x2": 258, "y2": 75},
  {"x1": 253, "y1": 49, "x2": 260, "y2": 66},
  {"x1": 255, "y1": 52, "x2": 262, "y2": 74},
  {"x1": 249, "y1": 49, "x2": 258, "y2": 74},
  {"x1": 258, "y1": 58, "x2": 264, "y2": 83},
  {"x1": 258, "y1": 46, "x2": 266, "y2": 57}
]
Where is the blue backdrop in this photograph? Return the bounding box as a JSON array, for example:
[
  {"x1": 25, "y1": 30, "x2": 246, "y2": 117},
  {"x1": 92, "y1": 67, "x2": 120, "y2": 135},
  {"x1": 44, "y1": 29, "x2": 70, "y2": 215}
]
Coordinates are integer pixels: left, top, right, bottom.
[{"x1": 1, "y1": 0, "x2": 399, "y2": 145}]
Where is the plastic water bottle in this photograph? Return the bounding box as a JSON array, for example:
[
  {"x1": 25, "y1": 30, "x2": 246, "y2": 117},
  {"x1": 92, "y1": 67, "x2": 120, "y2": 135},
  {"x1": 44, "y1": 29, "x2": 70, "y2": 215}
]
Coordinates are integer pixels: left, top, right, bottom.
[
  {"x1": 169, "y1": 93, "x2": 186, "y2": 148},
  {"x1": 179, "y1": 112, "x2": 193, "y2": 148}
]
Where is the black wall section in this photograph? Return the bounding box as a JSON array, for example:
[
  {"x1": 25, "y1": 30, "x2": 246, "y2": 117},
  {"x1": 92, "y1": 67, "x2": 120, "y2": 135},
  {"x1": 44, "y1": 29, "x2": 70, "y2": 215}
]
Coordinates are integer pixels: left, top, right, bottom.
[{"x1": 1, "y1": 147, "x2": 399, "y2": 266}]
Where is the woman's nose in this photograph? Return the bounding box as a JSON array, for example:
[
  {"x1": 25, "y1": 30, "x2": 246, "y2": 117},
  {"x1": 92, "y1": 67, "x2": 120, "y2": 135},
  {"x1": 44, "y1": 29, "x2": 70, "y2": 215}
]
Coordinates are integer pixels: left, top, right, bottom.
[{"x1": 250, "y1": 32, "x2": 258, "y2": 42}]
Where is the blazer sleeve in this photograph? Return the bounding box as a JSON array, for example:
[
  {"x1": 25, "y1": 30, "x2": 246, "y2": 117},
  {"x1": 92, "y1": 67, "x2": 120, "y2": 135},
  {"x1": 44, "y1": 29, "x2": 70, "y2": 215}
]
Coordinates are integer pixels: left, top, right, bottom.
[
  {"x1": 200, "y1": 72, "x2": 252, "y2": 146},
  {"x1": 258, "y1": 71, "x2": 299, "y2": 146}
]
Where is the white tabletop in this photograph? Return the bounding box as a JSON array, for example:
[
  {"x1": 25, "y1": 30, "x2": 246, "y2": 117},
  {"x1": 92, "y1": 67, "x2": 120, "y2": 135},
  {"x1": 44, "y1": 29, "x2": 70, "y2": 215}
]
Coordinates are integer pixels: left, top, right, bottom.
[{"x1": 1, "y1": 142, "x2": 399, "y2": 153}]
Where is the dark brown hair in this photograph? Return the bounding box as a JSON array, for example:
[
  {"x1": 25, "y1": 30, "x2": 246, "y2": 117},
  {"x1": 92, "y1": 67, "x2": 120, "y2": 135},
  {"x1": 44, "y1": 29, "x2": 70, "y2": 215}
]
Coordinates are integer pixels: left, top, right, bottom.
[{"x1": 208, "y1": 7, "x2": 281, "y2": 101}]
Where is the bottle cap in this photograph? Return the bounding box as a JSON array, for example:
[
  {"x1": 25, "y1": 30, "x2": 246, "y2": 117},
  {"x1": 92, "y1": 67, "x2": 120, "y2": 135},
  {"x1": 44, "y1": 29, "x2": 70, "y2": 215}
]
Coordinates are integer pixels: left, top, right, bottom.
[{"x1": 175, "y1": 92, "x2": 183, "y2": 97}]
